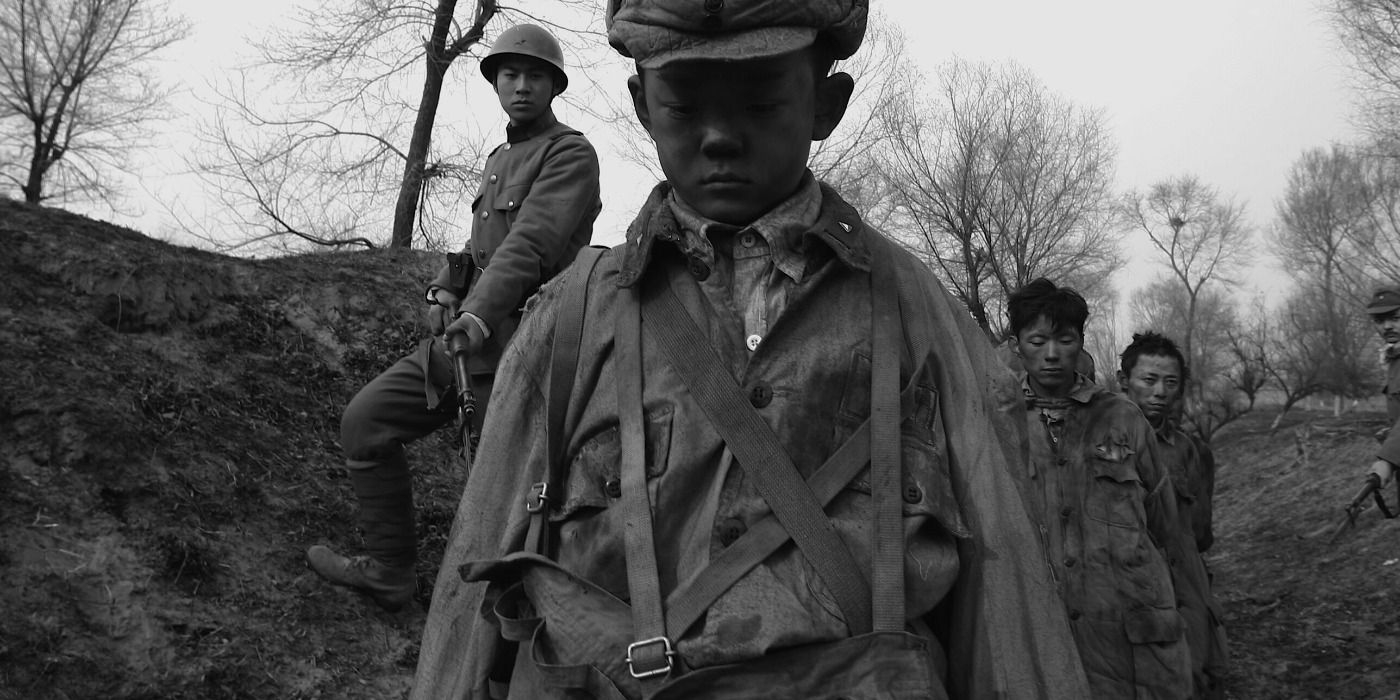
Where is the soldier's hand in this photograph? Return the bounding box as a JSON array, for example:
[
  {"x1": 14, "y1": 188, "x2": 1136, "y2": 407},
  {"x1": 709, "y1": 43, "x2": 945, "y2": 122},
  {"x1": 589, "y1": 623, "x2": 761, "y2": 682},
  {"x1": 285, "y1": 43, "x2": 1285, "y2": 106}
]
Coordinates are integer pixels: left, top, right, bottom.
[
  {"x1": 444, "y1": 312, "x2": 488, "y2": 357},
  {"x1": 427, "y1": 288, "x2": 461, "y2": 336}
]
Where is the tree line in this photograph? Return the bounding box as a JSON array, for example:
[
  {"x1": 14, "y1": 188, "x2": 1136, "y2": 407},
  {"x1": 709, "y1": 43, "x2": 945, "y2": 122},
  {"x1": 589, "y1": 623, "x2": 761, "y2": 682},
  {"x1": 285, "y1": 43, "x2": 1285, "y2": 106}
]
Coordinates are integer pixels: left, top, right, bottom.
[{"x1": 6, "y1": 0, "x2": 1400, "y2": 439}]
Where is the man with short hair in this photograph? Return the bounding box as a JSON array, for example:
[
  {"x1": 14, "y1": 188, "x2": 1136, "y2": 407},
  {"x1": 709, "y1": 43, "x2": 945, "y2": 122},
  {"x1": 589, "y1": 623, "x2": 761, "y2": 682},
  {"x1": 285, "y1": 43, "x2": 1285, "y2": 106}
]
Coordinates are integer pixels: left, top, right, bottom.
[
  {"x1": 305, "y1": 23, "x2": 601, "y2": 612},
  {"x1": 1009, "y1": 278, "x2": 1205, "y2": 699},
  {"x1": 410, "y1": 1, "x2": 1089, "y2": 697},
  {"x1": 1117, "y1": 330, "x2": 1228, "y2": 698}
]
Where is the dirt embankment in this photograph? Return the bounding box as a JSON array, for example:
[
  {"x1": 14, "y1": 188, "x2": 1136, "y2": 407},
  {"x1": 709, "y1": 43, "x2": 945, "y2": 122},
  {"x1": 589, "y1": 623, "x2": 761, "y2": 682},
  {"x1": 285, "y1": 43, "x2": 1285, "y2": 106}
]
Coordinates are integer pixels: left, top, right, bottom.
[
  {"x1": 0, "y1": 198, "x2": 465, "y2": 699},
  {"x1": 3, "y1": 199, "x2": 1400, "y2": 699}
]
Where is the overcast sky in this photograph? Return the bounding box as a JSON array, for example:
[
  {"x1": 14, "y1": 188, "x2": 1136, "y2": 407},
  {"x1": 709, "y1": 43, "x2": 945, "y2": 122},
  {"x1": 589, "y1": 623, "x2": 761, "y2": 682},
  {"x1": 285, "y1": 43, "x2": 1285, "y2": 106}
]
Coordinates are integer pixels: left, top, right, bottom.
[{"x1": 96, "y1": 0, "x2": 1359, "y2": 297}]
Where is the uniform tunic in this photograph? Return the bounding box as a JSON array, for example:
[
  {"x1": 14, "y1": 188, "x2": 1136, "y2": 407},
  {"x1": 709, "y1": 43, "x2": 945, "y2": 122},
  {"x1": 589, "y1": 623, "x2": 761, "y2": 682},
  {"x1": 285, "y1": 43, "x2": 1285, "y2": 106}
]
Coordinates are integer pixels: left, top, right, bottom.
[
  {"x1": 428, "y1": 110, "x2": 601, "y2": 374},
  {"x1": 412, "y1": 180, "x2": 1088, "y2": 699},
  {"x1": 1020, "y1": 379, "x2": 1194, "y2": 699},
  {"x1": 1379, "y1": 348, "x2": 1400, "y2": 466},
  {"x1": 1155, "y1": 424, "x2": 1228, "y2": 698}
]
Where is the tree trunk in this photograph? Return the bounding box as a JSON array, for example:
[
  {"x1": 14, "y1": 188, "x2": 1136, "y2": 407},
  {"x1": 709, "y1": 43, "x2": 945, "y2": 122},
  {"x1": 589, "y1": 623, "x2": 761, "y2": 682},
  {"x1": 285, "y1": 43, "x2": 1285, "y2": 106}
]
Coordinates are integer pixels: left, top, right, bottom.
[{"x1": 390, "y1": 58, "x2": 450, "y2": 249}]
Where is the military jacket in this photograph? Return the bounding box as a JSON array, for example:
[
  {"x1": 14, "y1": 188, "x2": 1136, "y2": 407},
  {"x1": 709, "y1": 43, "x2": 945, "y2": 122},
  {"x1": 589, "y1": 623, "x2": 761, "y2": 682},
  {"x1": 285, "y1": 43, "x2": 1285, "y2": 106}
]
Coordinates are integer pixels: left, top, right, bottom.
[
  {"x1": 1155, "y1": 426, "x2": 1215, "y2": 553},
  {"x1": 429, "y1": 110, "x2": 601, "y2": 372},
  {"x1": 1154, "y1": 424, "x2": 1229, "y2": 697},
  {"x1": 412, "y1": 182, "x2": 1088, "y2": 699},
  {"x1": 1380, "y1": 351, "x2": 1400, "y2": 466},
  {"x1": 1019, "y1": 381, "x2": 1195, "y2": 699}
]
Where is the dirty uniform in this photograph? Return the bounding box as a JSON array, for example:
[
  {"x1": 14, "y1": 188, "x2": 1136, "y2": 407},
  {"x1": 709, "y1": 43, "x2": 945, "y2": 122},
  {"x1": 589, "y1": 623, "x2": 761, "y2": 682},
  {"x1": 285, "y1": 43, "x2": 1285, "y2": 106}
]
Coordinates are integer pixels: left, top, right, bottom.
[
  {"x1": 1018, "y1": 378, "x2": 1195, "y2": 699},
  {"x1": 412, "y1": 179, "x2": 1088, "y2": 699},
  {"x1": 1378, "y1": 346, "x2": 1400, "y2": 467},
  {"x1": 342, "y1": 110, "x2": 600, "y2": 468},
  {"x1": 1154, "y1": 424, "x2": 1228, "y2": 698}
]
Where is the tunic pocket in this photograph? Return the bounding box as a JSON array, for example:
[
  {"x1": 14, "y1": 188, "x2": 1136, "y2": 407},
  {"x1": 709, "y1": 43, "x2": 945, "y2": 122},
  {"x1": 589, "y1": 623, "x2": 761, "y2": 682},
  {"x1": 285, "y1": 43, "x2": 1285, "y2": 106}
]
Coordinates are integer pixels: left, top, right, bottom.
[
  {"x1": 552, "y1": 407, "x2": 674, "y2": 522},
  {"x1": 1085, "y1": 444, "x2": 1146, "y2": 530},
  {"x1": 1123, "y1": 606, "x2": 1191, "y2": 695}
]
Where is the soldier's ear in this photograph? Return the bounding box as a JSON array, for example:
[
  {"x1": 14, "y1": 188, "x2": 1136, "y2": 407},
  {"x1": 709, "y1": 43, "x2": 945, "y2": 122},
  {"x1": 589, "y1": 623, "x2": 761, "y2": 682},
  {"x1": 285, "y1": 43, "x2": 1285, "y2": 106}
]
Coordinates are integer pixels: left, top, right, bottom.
[
  {"x1": 1116, "y1": 370, "x2": 1129, "y2": 388},
  {"x1": 812, "y1": 71, "x2": 854, "y2": 141},
  {"x1": 628, "y1": 74, "x2": 652, "y2": 134}
]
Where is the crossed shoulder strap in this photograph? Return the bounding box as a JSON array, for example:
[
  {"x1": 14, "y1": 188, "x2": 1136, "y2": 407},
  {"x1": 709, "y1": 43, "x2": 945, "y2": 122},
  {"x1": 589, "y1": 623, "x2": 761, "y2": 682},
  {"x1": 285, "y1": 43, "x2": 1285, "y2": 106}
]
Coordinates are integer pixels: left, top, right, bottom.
[
  {"x1": 523, "y1": 245, "x2": 607, "y2": 557},
  {"x1": 529, "y1": 235, "x2": 915, "y2": 678}
]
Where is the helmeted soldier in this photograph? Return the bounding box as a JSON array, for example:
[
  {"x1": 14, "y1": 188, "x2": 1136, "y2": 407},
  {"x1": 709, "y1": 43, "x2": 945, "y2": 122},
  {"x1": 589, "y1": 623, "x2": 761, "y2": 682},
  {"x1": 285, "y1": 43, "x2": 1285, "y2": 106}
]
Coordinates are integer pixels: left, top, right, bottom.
[
  {"x1": 304, "y1": 22, "x2": 601, "y2": 611},
  {"x1": 410, "y1": 1, "x2": 1090, "y2": 698}
]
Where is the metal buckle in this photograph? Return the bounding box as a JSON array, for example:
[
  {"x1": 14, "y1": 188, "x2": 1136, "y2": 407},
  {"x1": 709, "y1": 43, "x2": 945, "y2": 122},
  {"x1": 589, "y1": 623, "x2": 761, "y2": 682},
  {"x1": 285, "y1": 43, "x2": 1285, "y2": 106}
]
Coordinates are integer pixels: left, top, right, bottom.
[
  {"x1": 525, "y1": 482, "x2": 549, "y2": 513},
  {"x1": 625, "y1": 636, "x2": 675, "y2": 679}
]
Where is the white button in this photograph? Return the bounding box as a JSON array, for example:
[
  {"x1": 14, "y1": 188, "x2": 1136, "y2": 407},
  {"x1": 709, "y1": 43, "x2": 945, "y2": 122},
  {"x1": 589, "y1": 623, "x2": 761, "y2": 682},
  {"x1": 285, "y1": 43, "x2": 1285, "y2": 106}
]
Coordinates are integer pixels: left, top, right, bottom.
[
  {"x1": 481, "y1": 211, "x2": 489, "y2": 219},
  {"x1": 746, "y1": 334, "x2": 762, "y2": 351},
  {"x1": 504, "y1": 143, "x2": 512, "y2": 150},
  {"x1": 739, "y1": 232, "x2": 757, "y2": 247},
  {"x1": 507, "y1": 201, "x2": 514, "y2": 208},
  {"x1": 489, "y1": 174, "x2": 497, "y2": 182}
]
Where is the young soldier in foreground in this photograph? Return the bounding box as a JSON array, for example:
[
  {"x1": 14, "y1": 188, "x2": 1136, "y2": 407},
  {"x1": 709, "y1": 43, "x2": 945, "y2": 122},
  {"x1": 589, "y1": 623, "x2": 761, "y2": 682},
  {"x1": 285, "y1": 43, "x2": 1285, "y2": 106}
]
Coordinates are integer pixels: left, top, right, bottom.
[
  {"x1": 411, "y1": 1, "x2": 1088, "y2": 697},
  {"x1": 305, "y1": 24, "x2": 601, "y2": 612},
  {"x1": 1118, "y1": 331, "x2": 1228, "y2": 698},
  {"x1": 1009, "y1": 279, "x2": 1205, "y2": 699}
]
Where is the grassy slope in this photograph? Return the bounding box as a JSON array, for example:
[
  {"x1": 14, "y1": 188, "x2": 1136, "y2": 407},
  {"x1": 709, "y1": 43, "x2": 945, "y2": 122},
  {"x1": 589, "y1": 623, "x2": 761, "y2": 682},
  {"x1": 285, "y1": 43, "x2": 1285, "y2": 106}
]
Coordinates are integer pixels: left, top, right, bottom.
[{"x1": 0, "y1": 199, "x2": 463, "y2": 699}]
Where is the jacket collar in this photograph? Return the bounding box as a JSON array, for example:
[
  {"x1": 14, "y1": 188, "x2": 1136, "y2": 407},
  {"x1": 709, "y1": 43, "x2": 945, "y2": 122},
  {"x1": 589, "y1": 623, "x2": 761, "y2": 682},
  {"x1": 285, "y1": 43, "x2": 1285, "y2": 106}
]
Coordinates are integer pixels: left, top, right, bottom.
[
  {"x1": 505, "y1": 109, "x2": 559, "y2": 144},
  {"x1": 615, "y1": 177, "x2": 872, "y2": 288},
  {"x1": 1021, "y1": 373, "x2": 1102, "y2": 409}
]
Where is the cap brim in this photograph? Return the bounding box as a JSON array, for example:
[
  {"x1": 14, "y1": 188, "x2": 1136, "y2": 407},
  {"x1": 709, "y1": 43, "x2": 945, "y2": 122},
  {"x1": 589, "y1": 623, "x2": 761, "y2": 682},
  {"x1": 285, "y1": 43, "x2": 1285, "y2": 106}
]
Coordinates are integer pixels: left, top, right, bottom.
[
  {"x1": 632, "y1": 26, "x2": 818, "y2": 69},
  {"x1": 1369, "y1": 303, "x2": 1400, "y2": 314}
]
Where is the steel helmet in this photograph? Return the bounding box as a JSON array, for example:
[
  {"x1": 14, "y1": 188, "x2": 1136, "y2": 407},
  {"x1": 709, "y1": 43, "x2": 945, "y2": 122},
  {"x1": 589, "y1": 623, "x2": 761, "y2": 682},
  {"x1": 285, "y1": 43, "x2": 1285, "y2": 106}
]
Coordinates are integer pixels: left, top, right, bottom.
[{"x1": 480, "y1": 23, "x2": 569, "y2": 93}]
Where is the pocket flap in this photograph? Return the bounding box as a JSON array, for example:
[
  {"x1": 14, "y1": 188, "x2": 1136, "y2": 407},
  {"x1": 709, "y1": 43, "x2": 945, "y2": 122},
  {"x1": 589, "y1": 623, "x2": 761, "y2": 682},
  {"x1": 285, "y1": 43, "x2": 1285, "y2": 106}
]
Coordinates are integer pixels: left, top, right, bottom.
[
  {"x1": 1124, "y1": 606, "x2": 1185, "y2": 645},
  {"x1": 1090, "y1": 451, "x2": 1141, "y2": 485},
  {"x1": 494, "y1": 183, "x2": 529, "y2": 211}
]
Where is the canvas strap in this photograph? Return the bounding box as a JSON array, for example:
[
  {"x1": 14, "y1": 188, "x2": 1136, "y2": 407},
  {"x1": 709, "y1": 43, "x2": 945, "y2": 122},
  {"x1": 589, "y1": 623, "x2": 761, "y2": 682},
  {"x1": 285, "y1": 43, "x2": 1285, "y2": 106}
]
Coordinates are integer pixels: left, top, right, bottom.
[
  {"x1": 525, "y1": 245, "x2": 607, "y2": 556},
  {"x1": 639, "y1": 266, "x2": 903, "y2": 635}
]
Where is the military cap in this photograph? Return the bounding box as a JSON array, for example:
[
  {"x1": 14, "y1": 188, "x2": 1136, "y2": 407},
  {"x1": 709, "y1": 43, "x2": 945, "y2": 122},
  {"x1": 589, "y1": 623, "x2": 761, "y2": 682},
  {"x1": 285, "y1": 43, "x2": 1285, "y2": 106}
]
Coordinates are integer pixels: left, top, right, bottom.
[
  {"x1": 1367, "y1": 286, "x2": 1400, "y2": 315},
  {"x1": 605, "y1": 0, "x2": 868, "y2": 68}
]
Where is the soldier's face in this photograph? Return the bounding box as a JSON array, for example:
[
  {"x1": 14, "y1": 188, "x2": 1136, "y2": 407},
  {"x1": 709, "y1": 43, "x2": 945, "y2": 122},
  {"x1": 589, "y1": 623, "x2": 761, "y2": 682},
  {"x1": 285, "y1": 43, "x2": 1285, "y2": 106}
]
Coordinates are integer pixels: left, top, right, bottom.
[
  {"x1": 494, "y1": 56, "x2": 555, "y2": 126},
  {"x1": 1015, "y1": 316, "x2": 1083, "y2": 399},
  {"x1": 1373, "y1": 311, "x2": 1400, "y2": 345},
  {"x1": 1118, "y1": 354, "x2": 1183, "y2": 426},
  {"x1": 630, "y1": 50, "x2": 843, "y2": 225}
]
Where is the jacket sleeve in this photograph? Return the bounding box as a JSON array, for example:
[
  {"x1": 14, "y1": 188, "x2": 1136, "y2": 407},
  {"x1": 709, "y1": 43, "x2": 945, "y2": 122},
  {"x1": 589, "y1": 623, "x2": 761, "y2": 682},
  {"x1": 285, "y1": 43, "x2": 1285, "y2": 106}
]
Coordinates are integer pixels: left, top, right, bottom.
[
  {"x1": 461, "y1": 134, "x2": 601, "y2": 334},
  {"x1": 410, "y1": 288, "x2": 562, "y2": 699},
  {"x1": 1191, "y1": 437, "x2": 1217, "y2": 553}
]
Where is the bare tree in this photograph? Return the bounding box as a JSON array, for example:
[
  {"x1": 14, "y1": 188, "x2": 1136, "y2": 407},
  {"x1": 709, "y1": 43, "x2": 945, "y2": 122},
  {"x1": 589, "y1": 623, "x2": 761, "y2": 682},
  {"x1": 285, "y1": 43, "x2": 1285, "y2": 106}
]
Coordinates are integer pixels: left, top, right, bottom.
[
  {"x1": 879, "y1": 57, "x2": 1122, "y2": 338},
  {"x1": 1332, "y1": 0, "x2": 1400, "y2": 150},
  {"x1": 1121, "y1": 175, "x2": 1250, "y2": 370},
  {"x1": 1273, "y1": 145, "x2": 1382, "y2": 399},
  {"x1": 1264, "y1": 293, "x2": 1337, "y2": 428},
  {"x1": 0, "y1": 0, "x2": 189, "y2": 205}
]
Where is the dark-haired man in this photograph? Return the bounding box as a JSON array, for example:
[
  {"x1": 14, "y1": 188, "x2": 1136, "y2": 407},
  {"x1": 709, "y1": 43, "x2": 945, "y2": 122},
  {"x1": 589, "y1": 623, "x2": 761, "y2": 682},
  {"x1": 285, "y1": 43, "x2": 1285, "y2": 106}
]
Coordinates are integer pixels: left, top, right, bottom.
[
  {"x1": 1118, "y1": 331, "x2": 1228, "y2": 698},
  {"x1": 1009, "y1": 278, "x2": 1204, "y2": 699},
  {"x1": 305, "y1": 23, "x2": 601, "y2": 612}
]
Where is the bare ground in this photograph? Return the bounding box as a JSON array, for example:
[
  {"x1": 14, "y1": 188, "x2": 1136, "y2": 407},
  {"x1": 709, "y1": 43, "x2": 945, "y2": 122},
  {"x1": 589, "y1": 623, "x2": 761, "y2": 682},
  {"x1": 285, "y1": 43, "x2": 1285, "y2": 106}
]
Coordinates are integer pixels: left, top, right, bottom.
[{"x1": 2, "y1": 198, "x2": 1398, "y2": 699}]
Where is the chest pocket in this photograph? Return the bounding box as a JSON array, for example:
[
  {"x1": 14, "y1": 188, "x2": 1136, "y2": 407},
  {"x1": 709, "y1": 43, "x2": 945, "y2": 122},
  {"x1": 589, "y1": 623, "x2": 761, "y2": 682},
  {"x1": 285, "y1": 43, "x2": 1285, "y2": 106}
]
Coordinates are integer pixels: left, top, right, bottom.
[
  {"x1": 1084, "y1": 440, "x2": 1146, "y2": 529},
  {"x1": 841, "y1": 380, "x2": 969, "y2": 539},
  {"x1": 552, "y1": 408, "x2": 674, "y2": 522}
]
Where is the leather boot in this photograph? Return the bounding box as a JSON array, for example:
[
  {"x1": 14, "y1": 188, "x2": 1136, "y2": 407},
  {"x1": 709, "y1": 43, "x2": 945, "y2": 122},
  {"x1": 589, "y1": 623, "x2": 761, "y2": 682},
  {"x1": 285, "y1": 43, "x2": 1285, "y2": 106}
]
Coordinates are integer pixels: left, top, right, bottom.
[
  {"x1": 307, "y1": 456, "x2": 416, "y2": 611},
  {"x1": 306, "y1": 545, "x2": 415, "y2": 612}
]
